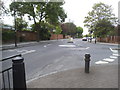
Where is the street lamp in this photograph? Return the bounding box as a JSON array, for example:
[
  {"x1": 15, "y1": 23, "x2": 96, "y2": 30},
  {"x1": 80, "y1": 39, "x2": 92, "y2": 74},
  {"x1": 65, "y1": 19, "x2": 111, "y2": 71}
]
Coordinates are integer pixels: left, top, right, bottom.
[{"x1": 14, "y1": 0, "x2": 17, "y2": 47}]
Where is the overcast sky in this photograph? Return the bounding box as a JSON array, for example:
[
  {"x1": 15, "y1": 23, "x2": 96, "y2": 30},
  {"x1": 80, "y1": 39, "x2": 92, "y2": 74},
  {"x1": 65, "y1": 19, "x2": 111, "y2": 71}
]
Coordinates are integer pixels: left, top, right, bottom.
[{"x1": 2, "y1": 0, "x2": 120, "y2": 35}]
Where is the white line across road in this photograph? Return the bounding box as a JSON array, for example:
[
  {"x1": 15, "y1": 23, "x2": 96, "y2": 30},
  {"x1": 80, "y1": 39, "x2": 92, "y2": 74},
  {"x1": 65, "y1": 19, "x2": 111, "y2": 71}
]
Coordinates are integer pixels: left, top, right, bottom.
[
  {"x1": 59, "y1": 45, "x2": 76, "y2": 48},
  {"x1": 21, "y1": 50, "x2": 36, "y2": 55}
]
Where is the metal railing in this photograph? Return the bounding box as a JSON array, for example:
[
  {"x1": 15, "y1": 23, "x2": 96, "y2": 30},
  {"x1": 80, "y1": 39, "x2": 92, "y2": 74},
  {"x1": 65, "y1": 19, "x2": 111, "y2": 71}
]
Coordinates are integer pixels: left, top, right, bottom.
[{"x1": 0, "y1": 54, "x2": 26, "y2": 90}]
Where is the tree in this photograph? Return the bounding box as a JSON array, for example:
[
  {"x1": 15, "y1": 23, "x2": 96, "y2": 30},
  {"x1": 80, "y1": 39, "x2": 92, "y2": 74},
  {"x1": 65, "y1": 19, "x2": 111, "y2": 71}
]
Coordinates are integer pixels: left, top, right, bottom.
[
  {"x1": 61, "y1": 22, "x2": 77, "y2": 37},
  {"x1": 16, "y1": 18, "x2": 28, "y2": 31},
  {"x1": 94, "y1": 19, "x2": 114, "y2": 37},
  {"x1": 84, "y1": 2, "x2": 117, "y2": 37},
  {"x1": 10, "y1": 1, "x2": 67, "y2": 41},
  {"x1": 0, "y1": 0, "x2": 9, "y2": 16},
  {"x1": 76, "y1": 26, "x2": 83, "y2": 38},
  {"x1": 54, "y1": 25, "x2": 62, "y2": 34}
]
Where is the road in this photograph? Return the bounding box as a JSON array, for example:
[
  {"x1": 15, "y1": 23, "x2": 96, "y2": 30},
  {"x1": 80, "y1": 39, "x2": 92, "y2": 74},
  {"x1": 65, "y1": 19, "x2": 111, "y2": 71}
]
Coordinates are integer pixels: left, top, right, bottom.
[{"x1": 2, "y1": 39, "x2": 118, "y2": 81}]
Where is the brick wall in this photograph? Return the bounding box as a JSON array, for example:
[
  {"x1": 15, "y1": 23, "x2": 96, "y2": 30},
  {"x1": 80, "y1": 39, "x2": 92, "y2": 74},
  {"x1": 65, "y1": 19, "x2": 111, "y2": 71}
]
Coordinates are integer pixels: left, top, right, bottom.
[
  {"x1": 50, "y1": 34, "x2": 63, "y2": 40},
  {"x1": 97, "y1": 36, "x2": 120, "y2": 44},
  {"x1": 17, "y1": 31, "x2": 37, "y2": 42}
]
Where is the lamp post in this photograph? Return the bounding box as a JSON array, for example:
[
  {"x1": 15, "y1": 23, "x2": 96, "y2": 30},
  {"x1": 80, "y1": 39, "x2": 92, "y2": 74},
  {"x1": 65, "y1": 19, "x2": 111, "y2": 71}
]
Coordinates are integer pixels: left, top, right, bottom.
[{"x1": 14, "y1": 0, "x2": 17, "y2": 47}]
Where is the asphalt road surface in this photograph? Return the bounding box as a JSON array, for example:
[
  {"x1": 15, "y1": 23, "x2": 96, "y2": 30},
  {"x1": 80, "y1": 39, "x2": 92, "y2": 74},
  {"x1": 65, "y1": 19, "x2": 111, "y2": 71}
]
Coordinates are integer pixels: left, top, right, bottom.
[{"x1": 2, "y1": 39, "x2": 118, "y2": 82}]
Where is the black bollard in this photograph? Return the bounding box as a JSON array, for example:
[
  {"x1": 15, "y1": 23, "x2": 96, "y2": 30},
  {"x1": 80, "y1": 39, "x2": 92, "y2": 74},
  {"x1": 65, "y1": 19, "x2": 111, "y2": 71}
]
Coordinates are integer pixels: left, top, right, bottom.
[
  {"x1": 84, "y1": 54, "x2": 91, "y2": 73},
  {"x1": 95, "y1": 38, "x2": 96, "y2": 44},
  {"x1": 12, "y1": 56, "x2": 26, "y2": 90}
]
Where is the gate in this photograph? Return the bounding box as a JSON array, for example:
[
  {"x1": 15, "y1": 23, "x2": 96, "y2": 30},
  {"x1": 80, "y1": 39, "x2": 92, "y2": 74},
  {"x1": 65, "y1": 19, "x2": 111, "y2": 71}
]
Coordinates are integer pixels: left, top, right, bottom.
[{"x1": 0, "y1": 54, "x2": 26, "y2": 90}]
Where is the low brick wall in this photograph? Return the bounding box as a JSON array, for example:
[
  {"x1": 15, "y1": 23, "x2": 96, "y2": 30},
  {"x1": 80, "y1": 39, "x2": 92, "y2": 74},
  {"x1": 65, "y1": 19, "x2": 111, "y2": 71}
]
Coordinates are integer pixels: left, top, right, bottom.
[
  {"x1": 17, "y1": 31, "x2": 37, "y2": 42},
  {"x1": 97, "y1": 36, "x2": 120, "y2": 44},
  {"x1": 50, "y1": 34, "x2": 63, "y2": 40}
]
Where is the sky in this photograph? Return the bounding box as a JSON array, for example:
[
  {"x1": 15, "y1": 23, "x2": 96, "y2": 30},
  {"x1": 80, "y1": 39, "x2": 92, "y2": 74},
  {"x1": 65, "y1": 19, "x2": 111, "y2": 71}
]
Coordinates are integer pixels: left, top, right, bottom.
[{"x1": 2, "y1": 0, "x2": 120, "y2": 35}]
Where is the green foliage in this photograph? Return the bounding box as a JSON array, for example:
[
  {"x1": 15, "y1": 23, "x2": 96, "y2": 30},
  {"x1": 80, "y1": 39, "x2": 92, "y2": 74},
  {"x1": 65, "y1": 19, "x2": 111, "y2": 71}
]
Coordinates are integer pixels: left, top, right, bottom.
[
  {"x1": 84, "y1": 2, "x2": 117, "y2": 37},
  {"x1": 9, "y1": 1, "x2": 67, "y2": 41},
  {"x1": 54, "y1": 25, "x2": 62, "y2": 34},
  {"x1": 61, "y1": 22, "x2": 77, "y2": 37},
  {"x1": 76, "y1": 26, "x2": 83, "y2": 38},
  {"x1": 16, "y1": 18, "x2": 28, "y2": 31},
  {"x1": 31, "y1": 22, "x2": 51, "y2": 40},
  {"x1": 2, "y1": 30, "x2": 15, "y2": 41},
  {"x1": 0, "y1": 0, "x2": 9, "y2": 16},
  {"x1": 94, "y1": 19, "x2": 114, "y2": 37}
]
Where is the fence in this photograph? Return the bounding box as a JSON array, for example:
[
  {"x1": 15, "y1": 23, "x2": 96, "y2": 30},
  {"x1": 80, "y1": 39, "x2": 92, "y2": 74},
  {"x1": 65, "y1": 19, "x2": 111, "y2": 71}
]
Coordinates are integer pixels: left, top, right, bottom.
[{"x1": 0, "y1": 54, "x2": 26, "y2": 90}]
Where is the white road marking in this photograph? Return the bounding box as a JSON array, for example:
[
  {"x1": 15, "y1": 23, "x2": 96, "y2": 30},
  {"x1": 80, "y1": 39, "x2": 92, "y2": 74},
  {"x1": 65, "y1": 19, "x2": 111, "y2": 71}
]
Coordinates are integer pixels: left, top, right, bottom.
[
  {"x1": 113, "y1": 54, "x2": 120, "y2": 56},
  {"x1": 86, "y1": 47, "x2": 90, "y2": 49},
  {"x1": 110, "y1": 56, "x2": 117, "y2": 59},
  {"x1": 110, "y1": 48, "x2": 118, "y2": 53},
  {"x1": 22, "y1": 50, "x2": 36, "y2": 55},
  {"x1": 95, "y1": 61, "x2": 109, "y2": 64},
  {"x1": 26, "y1": 71, "x2": 58, "y2": 83},
  {"x1": 103, "y1": 58, "x2": 115, "y2": 62},
  {"x1": 59, "y1": 45, "x2": 75, "y2": 47},
  {"x1": 44, "y1": 45, "x2": 47, "y2": 47},
  {"x1": 44, "y1": 44, "x2": 52, "y2": 47}
]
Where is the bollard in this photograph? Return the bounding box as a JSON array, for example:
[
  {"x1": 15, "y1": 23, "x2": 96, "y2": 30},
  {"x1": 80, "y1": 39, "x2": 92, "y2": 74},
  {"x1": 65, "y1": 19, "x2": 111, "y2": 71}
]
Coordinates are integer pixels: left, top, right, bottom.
[
  {"x1": 12, "y1": 56, "x2": 26, "y2": 90},
  {"x1": 95, "y1": 38, "x2": 96, "y2": 44},
  {"x1": 84, "y1": 54, "x2": 91, "y2": 73},
  {"x1": 95, "y1": 39, "x2": 96, "y2": 44}
]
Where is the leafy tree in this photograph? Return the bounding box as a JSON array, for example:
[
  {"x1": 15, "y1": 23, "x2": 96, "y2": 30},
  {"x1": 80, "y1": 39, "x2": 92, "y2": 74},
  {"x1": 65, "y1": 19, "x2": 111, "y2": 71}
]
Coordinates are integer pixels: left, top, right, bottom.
[
  {"x1": 0, "y1": 0, "x2": 9, "y2": 16},
  {"x1": 9, "y1": 1, "x2": 67, "y2": 41},
  {"x1": 31, "y1": 22, "x2": 52, "y2": 40},
  {"x1": 76, "y1": 26, "x2": 83, "y2": 38},
  {"x1": 54, "y1": 25, "x2": 62, "y2": 34},
  {"x1": 61, "y1": 22, "x2": 77, "y2": 37},
  {"x1": 94, "y1": 19, "x2": 114, "y2": 37},
  {"x1": 16, "y1": 18, "x2": 28, "y2": 31},
  {"x1": 84, "y1": 2, "x2": 117, "y2": 37}
]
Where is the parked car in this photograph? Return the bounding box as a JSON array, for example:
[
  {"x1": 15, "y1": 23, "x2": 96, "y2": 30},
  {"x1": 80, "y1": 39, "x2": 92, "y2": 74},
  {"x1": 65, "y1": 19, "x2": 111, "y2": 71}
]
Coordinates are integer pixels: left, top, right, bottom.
[
  {"x1": 82, "y1": 37, "x2": 87, "y2": 41},
  {"x1": 68, "y1": 37, "x2": 73, "y2": 43}
]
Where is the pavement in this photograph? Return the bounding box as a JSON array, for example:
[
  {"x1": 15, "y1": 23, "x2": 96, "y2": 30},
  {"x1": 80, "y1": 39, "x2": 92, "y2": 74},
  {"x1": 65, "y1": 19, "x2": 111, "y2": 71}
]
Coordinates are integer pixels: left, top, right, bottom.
[
  {"x1": 27, "y1": 64, "x2": 118, "y2": 88},
  {"x1": 0, "y1": 40, "x2": 57, "y2": 51}
]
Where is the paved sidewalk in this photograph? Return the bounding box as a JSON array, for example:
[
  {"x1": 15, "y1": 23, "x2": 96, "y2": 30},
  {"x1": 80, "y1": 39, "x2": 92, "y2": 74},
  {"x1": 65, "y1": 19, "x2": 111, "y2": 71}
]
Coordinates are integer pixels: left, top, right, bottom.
[
  {"x1": 27, "y1": 64, "x2": 118, "y2": 88},
  {"x1": 0, "y1": 40, "x2": 58, "y2": 50}
]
